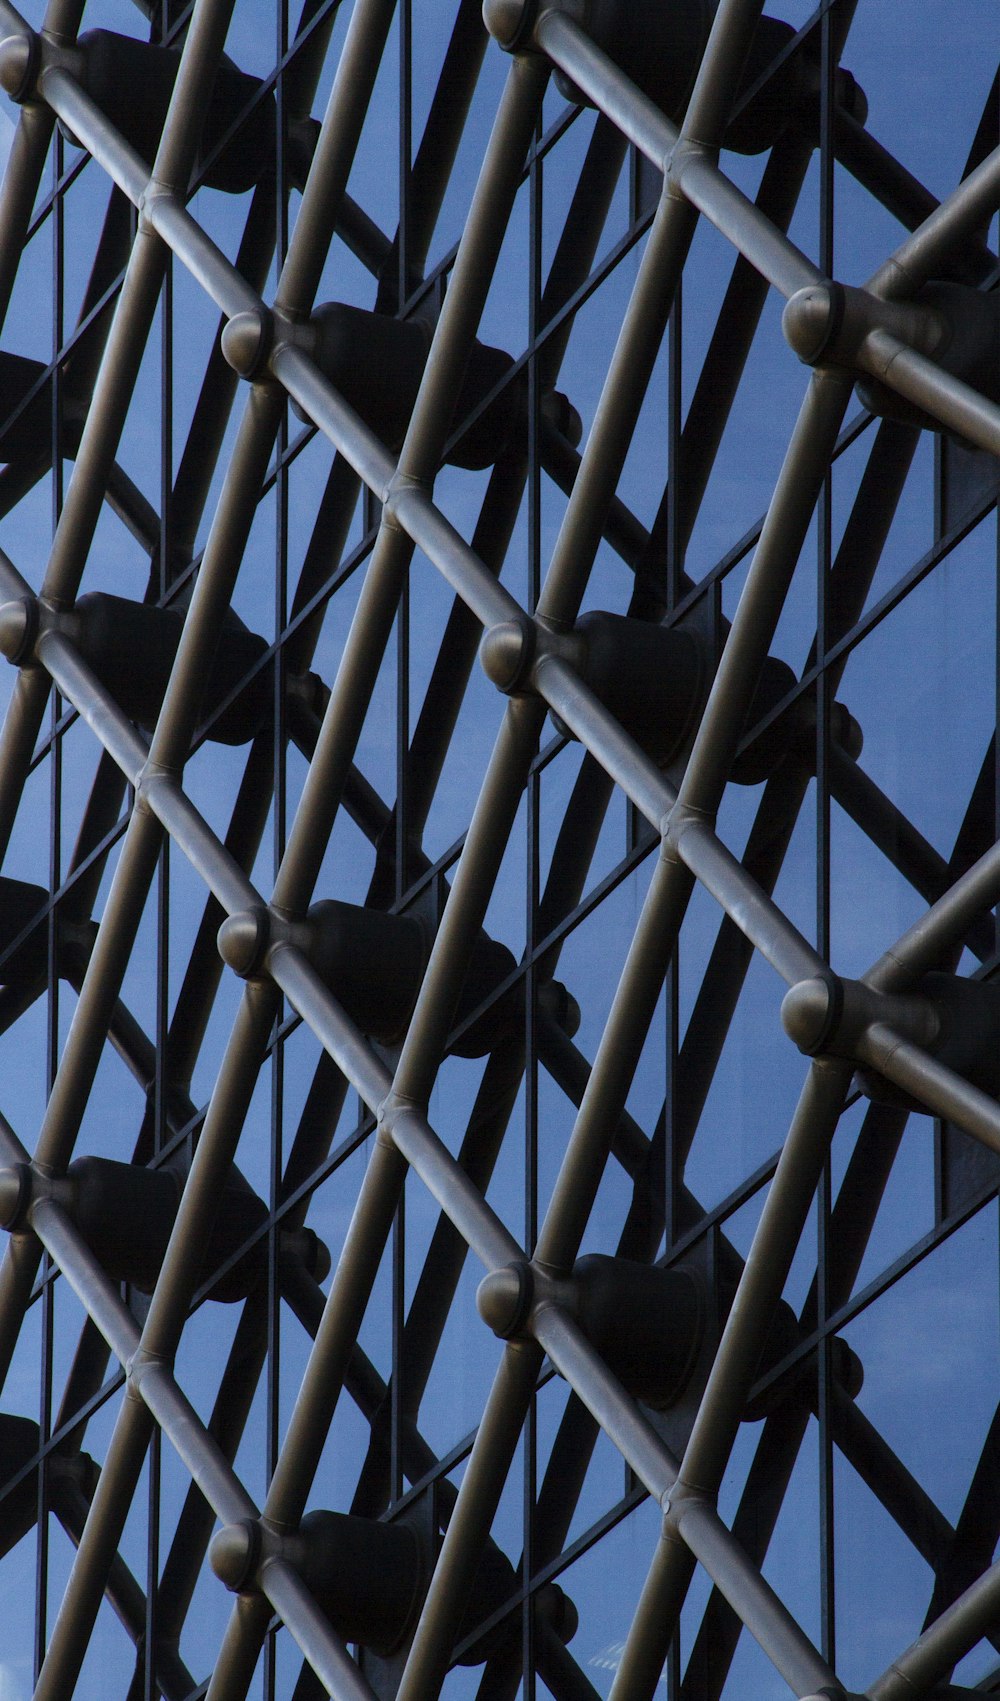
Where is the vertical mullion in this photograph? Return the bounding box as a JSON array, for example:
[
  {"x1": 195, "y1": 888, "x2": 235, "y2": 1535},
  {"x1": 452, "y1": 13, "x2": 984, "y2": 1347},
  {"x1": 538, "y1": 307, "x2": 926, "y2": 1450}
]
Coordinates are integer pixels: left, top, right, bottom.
[
  {"x1": 665, "y1": 235, "x2": 683, "y2": 1285},
  {"x1": 37, "y1": 113, "x2": 67, "y2": 1688},
  {"x1": 524, "y1": 92, "x2": 544, "y2": 1701},
  {"x1": 390, "y1": 0, "x2": 413, "y2": 1516},
  {"x1": 816, "y1": 0, "x2": 836, "y2": 1675}
]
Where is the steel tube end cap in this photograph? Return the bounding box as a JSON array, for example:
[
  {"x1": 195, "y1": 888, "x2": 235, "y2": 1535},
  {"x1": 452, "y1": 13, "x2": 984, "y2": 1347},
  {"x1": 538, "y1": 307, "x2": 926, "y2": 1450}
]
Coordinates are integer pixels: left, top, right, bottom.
[
  {"x1": 0, "y1": 597, "x2": 37, "y2": 665},
  {"x1": 217, "y1": 908, "x2": 270, "y2": 978},
  {"x1": 0, "y1": 34, "x2": 36, "y2": 102},
  {"x1": 477, "y1": 1261, "x2": 533, "y2": 1338},
  {"x1": 781, "y1": 975, "x2": 841, "y2": 1055},
  {"x1": 479, "y1": 618, "x2": 535, "y2": 694},
  {"x1": 210, "y1": 1519, "x2": 262, "y2": 1592},
  {"x1": 0, "y1": 1163, "x2": 31, "y2": 1229},
  {"x1": 221, "y1": 309, "x2": 272, "y2": 381},
  {"x1": 782, "y1": 283, "x2": 844, "y2": 366},
  {"x1": 482, "y1": 0, "x2": 536, "y2": 51}
]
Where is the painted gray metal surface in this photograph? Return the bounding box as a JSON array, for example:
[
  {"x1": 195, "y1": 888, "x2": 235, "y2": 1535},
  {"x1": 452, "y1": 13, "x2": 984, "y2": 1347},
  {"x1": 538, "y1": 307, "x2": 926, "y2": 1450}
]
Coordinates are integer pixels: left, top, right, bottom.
[{"x1": 0, "y1": 0, "x2": 994, "y2": 1696}]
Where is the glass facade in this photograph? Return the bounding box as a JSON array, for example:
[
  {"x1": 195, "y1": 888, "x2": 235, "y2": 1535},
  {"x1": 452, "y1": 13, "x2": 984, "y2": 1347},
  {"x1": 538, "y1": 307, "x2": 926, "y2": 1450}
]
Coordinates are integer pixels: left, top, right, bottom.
[{"x1": 0, "y1": 0, "x2": 995, "y2": 1698}]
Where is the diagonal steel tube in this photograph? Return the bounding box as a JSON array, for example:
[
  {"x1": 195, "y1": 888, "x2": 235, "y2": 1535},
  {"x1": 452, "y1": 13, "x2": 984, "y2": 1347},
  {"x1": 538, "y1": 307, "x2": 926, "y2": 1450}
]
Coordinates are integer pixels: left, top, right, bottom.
[
  {"x1": 15, "y1": 0, "x2": 401, "y2": 1685},
  {"x1": 610, "y1": 1060, "x2": 854, "y2": 1701}
]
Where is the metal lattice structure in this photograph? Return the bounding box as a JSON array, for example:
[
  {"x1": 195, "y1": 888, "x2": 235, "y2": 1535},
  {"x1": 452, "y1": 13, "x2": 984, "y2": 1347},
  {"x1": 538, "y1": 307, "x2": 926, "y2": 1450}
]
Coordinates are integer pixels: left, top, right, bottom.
[{"x1": 0, "y1": 0, "x2": 996, "y2": 1695}]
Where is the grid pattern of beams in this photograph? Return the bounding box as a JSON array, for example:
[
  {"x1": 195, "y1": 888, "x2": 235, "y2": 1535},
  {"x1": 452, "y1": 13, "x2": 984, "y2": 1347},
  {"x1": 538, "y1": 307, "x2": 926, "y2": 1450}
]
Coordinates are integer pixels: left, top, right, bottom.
[{"x1": 0, "y1": 0, "x2": 995, "y2": 1697}]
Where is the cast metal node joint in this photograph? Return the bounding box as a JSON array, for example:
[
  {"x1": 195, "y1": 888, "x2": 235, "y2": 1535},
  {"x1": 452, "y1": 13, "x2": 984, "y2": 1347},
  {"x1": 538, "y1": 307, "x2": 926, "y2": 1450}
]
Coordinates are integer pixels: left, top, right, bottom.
[
  {"x1": 666, "y1": 136, "x2": 716, "y2": 199},
  {"x1": 0, "y1": 596, "x2": 39, "y2": 665},
  {"x1": 660, "y1": 1476, "x2": 715, "y2": 1534},
  {"x1": 210, "y1": 1517, "x2": 266, "y2": 1592},
  {"x1": 782, "y1": 974, "x2": 944, "y2": 1067},
  {"x1": 221, "y1": 307, "x2": 275, "y2": 383},
  {"x1": 125, "y1": 1345, "x2": 172, "y2": 1403},
  {"x1": 136, "y1": 759, "x2": 181, "y2": 815},
  {"x1": 661, "y1": 802, "x2": 716, "y2": 862},
  {"x1": 477, "y1": 1259, "x2": 535, "y2": 1338},
  {"x1": 482, "y1": 0, "x2": 538, "y2": 54},
  {"x1": 217, "y1": 907, "x2": 272, "y2": 979},
  {"x1": 0, "y1": 1161, "x2": 73, "y2": 1230},
  {"x1": 782, "y1": 281, "x2": 948, "y2": 373},
  {"x1": 0, "y1": 1162, "x2": 34, "y2": 1231},
  {"x1": 0, "y1": 30, "x2": 38, "y2": 102},
  {"x1": 137, "y1": 177, "x2": 177, "y2": 237},
  {"x1": 480, "y1": 616, "x2": 537, "y2": 695},
  {"x1": 780, "y1": 973, "x2": 844, "y2": 1056},
  {"x1": 382, "y1": 468, "x2": 431, "y2": 534},
  {"x1": 377, "y1": 1091, "x2": 424, "y2": 1150}
]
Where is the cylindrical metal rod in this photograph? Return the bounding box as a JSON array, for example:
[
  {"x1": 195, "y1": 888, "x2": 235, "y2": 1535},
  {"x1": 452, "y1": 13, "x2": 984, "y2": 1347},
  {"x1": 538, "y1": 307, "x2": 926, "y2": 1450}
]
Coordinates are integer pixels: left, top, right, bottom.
[
  {"x1": 610, "y1": 1060, "x2": 852, "y2": 1701},
  {"x1": 868, "y1": 1554, "x2": 1000, "y2": 1701},
  {"x1": 858, "y1": 330, "x2": 1000, "y2": 457},
  {"x1": 534, "y1": 182, "x2": 699, "y2": 628},
  {"x1": 678, "y1": 0, "x2": 766, "y2": 144},
  {"x1": 169, "y1": 186, "x2": 279, "y2": 557},
  {"x1": 610, "y1": 1541, "x2": 696, "y2": 1701},
  {"x1": 37, "y1": 69, "x2": 149, "y2": 204},
  {"x1": 30, "y1": 1200, "x2": 136, "y2": 1366},
  {"x1": 675, "y1": 131, "x2": 816, "y2": 553},
  {"x1": 377, "y1": 0, "x2": 489, "y2": 306},
  {"x1": 0, "y1": 217, "x2": 166, "y2": 856},
  {"x1": 870, "y1": 140, "x2": 1000, "y2": 299},
  {"x1": 34, "y1": 628, "x2": 263, "y2": 922},
  {"x1": 28, "y1": 986, "x2": 280, "y2": 1686},
  {"x1": 140, "y1": 982, "x2": 277, "y2": 1354},
  {"x1": 0, "y1": 667, "x2": 52, "y2": 865},
  {"x1": 155, "y1": 1300, "x2": 268, "y2": 1639},
  {"x1": 145, "y1": 192, "x2": 263, "y2": 321},
  {"x1": 262, "y1": 1557, "x2": 378, "y2": 1701},
  {"x1": 32, "y1": 808, "x2": 165, "y2": 1176},
  {"x1": 0, "y1": 102, "x2": 56, "y2": 334},
  {"x1": 673, "y1": 1497, "x2": 836, "y2": 1696},
  {"x1": 867, "y1": 835, "x2": 1000, "y2": 993},
  {"x1": 856, "y1": 1025, "x2": 1000, "y2": 1154},
  {"x1": 390, "y1": 1103, "x2": 523, "y2": 1274},
  {"x1": 351, "y1": 1038, "x2": 525, "y2": 1516},
  {"x1": 268, "y1": 944, "x2": 390, "y2": 1111},
  {"x1": 534, "y1": 1304, "x2": 677, "y2": 1500},
  {"x1": 260, "y1": 1133, "x2": 406, "y2": 1527},
  {"x1": 34, "y1": 1397, "x2": 156, "y2": 1701},
  {"x1": 398, "y1": 452, "x2": 528, "y2": 850},
  {"x1": 36, "y1": 630, "x2": 147, "y2": 784},
  {"x1": 269, "y1": 342, "x2": 395, "y2": 494},
  {"x1": 674, "y1": 815, "x2": 827, "y2": 986},
  {"x1": 681, "y1": 1059, "x2": 852, "y2": 1489},
  {"x1": 833, "y1": 110, "x2": 995, "y2": 285},
  {"x1": 138, "y1": 1360, "x2": 257, "y2": 1527},
  {"x1": 0, "y1": 0, "x2": 245, "y2": 1262},
  {"x1": 676, "y1": 148, "x2": 824, "y2": 299},
  {"x1": 204, "y1": 1594, "x2": 275, "y2": 1701},
  {"x1": 56, "y1": 1478, "x2": 197, "y2": 1701},
  {"x1": 533, "y1": 9, "x2": 677, "y2": 166},
  {"x1": 275, "y1": 0, "x2": 399, "y2": 316},
  {"x1": 270, "y1": 51, "x2": 548, "y2": 928},
  {"x1": 674, "y1": 369, "x2": 853, "y2": 818},
  {"x1": 533, "y1": 653, "x2": 672, "y2": 830},
  {"x1": 533, "y1": 848, "x2": 692, "y2": 1272},
  {"x1": 162, "y1": 736, "x2": 275, "y2": 1089},
  {"x1": 395, "y1": 1341, "x2": 543, "y2": 1701},
  {"x1": 533, "y1": 11, "x2": 821, "y2": 302},
  {"x1": 390, "y1": 696, "x2": 545, "y2": 1105}
]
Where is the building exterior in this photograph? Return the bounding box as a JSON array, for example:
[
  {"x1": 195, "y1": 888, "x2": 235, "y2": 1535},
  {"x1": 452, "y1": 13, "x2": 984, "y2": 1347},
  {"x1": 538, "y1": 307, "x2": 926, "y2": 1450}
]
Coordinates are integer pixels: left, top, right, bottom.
[{"x1": 0, "y1": 0, "x2": 995, "y2": 1696}]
